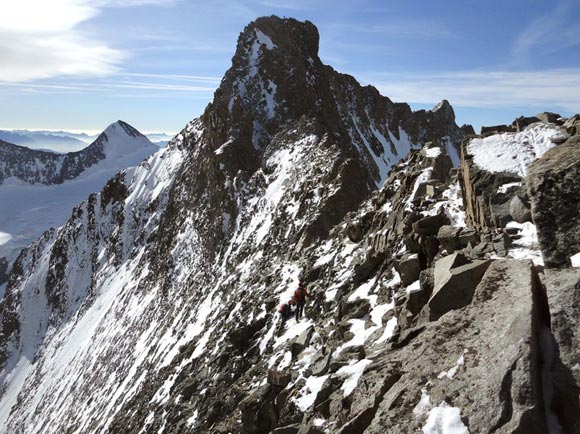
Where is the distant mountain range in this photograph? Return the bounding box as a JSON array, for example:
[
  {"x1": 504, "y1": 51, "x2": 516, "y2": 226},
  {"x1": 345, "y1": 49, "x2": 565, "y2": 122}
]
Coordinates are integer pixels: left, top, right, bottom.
[
  {"x1": 0, "y1": 128, "x2": 174, "y2": 152},
  {"x1": 0, "y1": 120, "x2": 160, "y2": 288}
]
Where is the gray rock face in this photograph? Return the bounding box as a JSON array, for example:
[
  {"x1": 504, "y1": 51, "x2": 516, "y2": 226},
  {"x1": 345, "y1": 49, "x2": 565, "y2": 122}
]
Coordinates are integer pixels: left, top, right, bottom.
[
  {"x1": 542, "y1": 268, "x2": 580, "y2": 433},
  {"x1": 363, "y1": 260, "x2": 554, "y2": 434},
  {"x1": 527, "y1": 135, "x2": 580, "y2": 267},
  {"x1": 0, "y1": 257, "x2": 8, "y2": 285}
]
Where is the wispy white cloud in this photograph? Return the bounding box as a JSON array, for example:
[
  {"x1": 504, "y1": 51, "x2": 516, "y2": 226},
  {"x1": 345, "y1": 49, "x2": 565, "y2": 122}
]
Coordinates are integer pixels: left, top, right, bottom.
[
  {"x1": 0, "y1": 69, "x2": 220, "y2": 97},
  {"x1": 0, "y1": 0, "x2": 177, "y2": 83},
  {"x1": 512, "y1": 0, "x2": 580, "y2": 63},
  {"x1": 121, "y1": 73, "x2": 221, "y2": 83},
  {"x1": 367, "y1": 69, "x2": 580, "y2": 112}
]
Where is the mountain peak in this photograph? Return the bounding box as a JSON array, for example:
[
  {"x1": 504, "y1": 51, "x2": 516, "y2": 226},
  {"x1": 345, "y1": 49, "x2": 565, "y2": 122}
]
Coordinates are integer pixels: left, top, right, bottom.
[
  {"x1": 432, "y1": 99, "x2": 455, "y2": 123},
  {"x1": 239, "y1": 16, "x2": 320, "y2": 60},
  {"x1": 103, "y1": 120, "x2": 147, "y2": 139}
]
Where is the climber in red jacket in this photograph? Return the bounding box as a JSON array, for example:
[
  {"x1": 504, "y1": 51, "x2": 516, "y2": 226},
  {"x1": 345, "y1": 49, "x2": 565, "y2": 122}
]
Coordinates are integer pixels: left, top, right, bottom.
[{"x1": 293, "y1": 280, "x2": 311, "y2": 321}]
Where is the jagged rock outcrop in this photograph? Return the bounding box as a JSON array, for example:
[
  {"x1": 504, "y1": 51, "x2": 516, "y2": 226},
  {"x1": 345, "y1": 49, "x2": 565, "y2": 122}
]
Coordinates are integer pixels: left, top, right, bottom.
[
  {"x1": 0, "y1": 120, "x2": 152, "y2": 185},
  {"x1": 527, "y1": 135, "x2": 580, "y2": 267}
]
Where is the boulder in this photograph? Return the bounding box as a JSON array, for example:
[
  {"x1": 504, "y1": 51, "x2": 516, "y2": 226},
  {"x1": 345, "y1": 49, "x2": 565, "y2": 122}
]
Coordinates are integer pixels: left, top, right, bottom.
[
  {"x1": 403, "y1": 234, "x2": 421, "y2": 254},
  {"x1": 407, "y1": 268, "x2": 434, "y2": 316},
  {"x1": 343, "y1": 298, "x2": 371, "y2": 320},
  {"x1": 513, "y1": 115, "x2": 540, "y2": 132},
  {"x1": 412, "y1": 213, "x2": 449, "y2": 236},
  {"x1": 491, "y1": 231, "x2": 512, "y2": 257},
  {"x1": 509, "y1": 194, "x2": 532, "y2": 223},
  {"x1": 429, "y1": 253, "x2": 491, "y2": 320},
  {"x1": 437, "y1": 225, "x2": 461, "y2": 254},
  {"x1": 291, "y1": 326, "x2": 314, "y2": 358},
  {"x1": 396, "y1": 253, "x2": 421, "y2": 286},
  {"x1": 542, "y1": 268, "x2": 580, "y2": 433},
  {"x1": 563, "y1": 114, "x2": 580, "y2": 136},
  {"x1": 430, "y1": 152, "x2": 453, "y2": 184},
  {"x1": 470, "y1": 241, "x2": 494, "y2": 258},
  {"x1": 489, "y1": 198, "x2": 513, "y2": 228},
  {"x1": 346, "y1": 219, "x2": 364, "y2": 243},
  {"x1": 240, "y1": 385, "x2": 279, "y2": 434},
  {"x1": 527, "y1": 135, "x2": 580, "y2": 267},
  {"x1": 310, "y1": 353, "x2": 331, "y2": 377},
  {"x1": 481, "y1": 124, "x2": 515, "y2": 135},
  {"x1": 535, "y1": 111, "x2": 561, "y2": 124},
  {"x1": 459, "y1": 142, "x2": 521, "y2": 231},
  {"x1": 457, "y1": 227, "x2": 478, "y2": 247}
]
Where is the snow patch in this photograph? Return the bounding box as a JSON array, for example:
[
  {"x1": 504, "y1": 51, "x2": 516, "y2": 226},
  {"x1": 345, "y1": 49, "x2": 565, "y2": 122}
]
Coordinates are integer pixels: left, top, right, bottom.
[
  {"x1": 438, "y1": 351, "x2": 465, "y2": 380},
  {"x1": 336, "y1": 359, "x2": 373, "y2": 397},
  {"x1": 497, "y1": 181, "x2": 521, "y2": 194},
  {"x1": 467, "y1": 124, "x2": 565, "y2": 177},
  {"x1": 425, "y1": 147, "x2": 442, "y2": 158},
  {"x1": 422, "y1": 402, "x2": 469, "y2": 434},
  {"x1": 293, "y1": 375, "x2": 328, "y2": 411},
  {"x1": 506, "y1": 221, "x2": 544, "y2": 265}
]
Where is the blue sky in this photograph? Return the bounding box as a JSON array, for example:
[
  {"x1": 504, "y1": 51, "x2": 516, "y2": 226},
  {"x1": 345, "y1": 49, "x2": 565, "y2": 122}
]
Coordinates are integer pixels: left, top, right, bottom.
[{"x1": 1, "y1": 0, "x2": 579, "y2": 134}]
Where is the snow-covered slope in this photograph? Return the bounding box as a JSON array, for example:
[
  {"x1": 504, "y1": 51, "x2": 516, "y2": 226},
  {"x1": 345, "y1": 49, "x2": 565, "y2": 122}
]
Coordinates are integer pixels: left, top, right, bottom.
[
  {"x1": 466, "y1": 123, "x2": 566, "y2": 177},
  {"x1": 0, "y1": 121, "x2": 158, "y2": 289},
  {"x1": 0, "y1": 17, "x2": 465, "y2": 433}
]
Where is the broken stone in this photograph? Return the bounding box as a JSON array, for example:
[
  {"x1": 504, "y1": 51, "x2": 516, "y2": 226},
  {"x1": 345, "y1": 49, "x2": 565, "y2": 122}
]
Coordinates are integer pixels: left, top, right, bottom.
[
  {"x1": 535, "y1": 111, "x2": 561, "y2": 124},
  {"x1": 480, "y1": 124, "x2": 515, "y2": 135},
  {"x1": 407, "y1": 268, "x2": 434, "y2": 316},
  {"x1": 291, "y1": 326, "x2": 314, "y2": 358},
  {"x1": 457, "y1": 227, "x2": 478, "y2": 247},
  {"x1": 437, "y1": 225, "x2": 461, "y2": 254},
  {"x1": 509, "y1": 194, "x2": 531, "y2": 223},
  {"x1": 396, "y1": 253, "x2": 421, "y2": 286},
  {"x1": 429, "y1": 253, "x2": 491, "y2": 320},
  {"x1": 343, "y1": 298, "x2": 371, "y2": 320},
  {"x1": 412, "y1": 213, "x2": 449, "y2": 236},
  {"x1": 346, "y1": 220, "x2": 364, "y2": 243}
]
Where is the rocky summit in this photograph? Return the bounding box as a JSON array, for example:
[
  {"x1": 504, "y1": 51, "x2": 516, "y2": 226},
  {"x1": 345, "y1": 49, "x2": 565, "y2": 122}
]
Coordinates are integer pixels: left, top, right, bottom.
[{"x1": 0, "y1": 16, "x2": 579, "y2": 434}]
